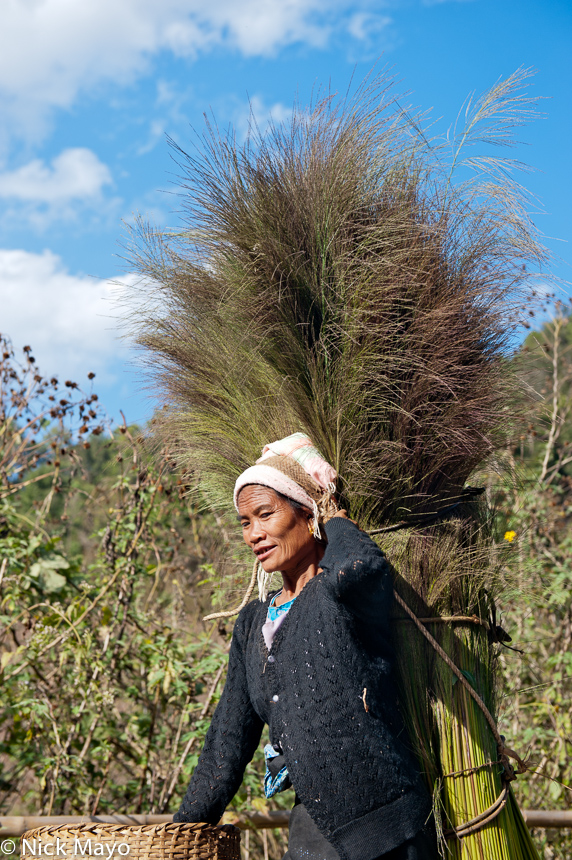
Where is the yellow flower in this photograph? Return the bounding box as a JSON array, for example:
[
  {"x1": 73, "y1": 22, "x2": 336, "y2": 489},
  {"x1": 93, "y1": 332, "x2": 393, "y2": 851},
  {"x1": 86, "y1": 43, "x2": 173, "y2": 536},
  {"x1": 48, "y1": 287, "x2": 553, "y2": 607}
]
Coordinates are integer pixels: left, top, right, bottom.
[{"x1": 504, "y1": 530, "x2": 517, "y2": 542}]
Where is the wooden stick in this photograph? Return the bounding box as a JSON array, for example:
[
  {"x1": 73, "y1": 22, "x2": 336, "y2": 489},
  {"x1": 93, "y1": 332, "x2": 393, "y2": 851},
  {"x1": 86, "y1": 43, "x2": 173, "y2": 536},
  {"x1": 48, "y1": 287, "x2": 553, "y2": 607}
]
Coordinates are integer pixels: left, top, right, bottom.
[
  {"x1": 3, "y1": 808, "x2": 571, "y2": 836},
  {"x1": 522, "y1": 810, "x2": 572, "y2": 828}
]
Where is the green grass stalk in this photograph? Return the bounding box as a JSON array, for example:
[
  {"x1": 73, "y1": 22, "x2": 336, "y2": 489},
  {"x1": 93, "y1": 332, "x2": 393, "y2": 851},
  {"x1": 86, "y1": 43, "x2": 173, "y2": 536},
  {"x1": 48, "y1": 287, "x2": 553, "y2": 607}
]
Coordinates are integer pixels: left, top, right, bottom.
[{"x1": 392, "y1": 573, "x2": 540, "y2": 859}]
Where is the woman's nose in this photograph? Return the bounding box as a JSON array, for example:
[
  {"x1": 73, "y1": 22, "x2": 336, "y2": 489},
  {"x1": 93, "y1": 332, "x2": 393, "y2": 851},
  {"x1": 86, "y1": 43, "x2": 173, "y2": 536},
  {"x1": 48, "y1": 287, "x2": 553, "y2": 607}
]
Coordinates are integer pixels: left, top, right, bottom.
[{"x1": 248, "y1": 518, "x2": 265, "y2": 543}]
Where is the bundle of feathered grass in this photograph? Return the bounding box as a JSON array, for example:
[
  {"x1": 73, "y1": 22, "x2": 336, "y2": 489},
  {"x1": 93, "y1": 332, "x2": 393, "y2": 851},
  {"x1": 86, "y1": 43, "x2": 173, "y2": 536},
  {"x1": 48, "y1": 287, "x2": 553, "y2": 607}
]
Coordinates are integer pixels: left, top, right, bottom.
[
  {"x1": 128, "y1": 70, "x2": 543, "y2": 533},
  {"x1": 127, "y1": 69, "x2": 547, "y2": 857}
]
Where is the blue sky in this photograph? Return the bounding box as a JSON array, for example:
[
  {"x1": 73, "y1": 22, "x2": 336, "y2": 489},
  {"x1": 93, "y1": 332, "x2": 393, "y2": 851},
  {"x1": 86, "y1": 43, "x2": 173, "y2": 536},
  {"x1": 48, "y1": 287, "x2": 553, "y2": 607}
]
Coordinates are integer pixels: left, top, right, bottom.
[{"x1": 0, "y1": 0, "x2": 570, "y2": 426}]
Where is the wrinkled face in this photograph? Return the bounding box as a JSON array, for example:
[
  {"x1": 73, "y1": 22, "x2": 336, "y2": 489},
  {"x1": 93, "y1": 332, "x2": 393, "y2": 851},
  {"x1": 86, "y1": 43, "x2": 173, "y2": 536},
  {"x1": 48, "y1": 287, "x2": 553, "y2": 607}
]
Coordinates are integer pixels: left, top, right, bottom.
[{"x1": 237, "y1": 485, "x2": 317, "y2": 574}]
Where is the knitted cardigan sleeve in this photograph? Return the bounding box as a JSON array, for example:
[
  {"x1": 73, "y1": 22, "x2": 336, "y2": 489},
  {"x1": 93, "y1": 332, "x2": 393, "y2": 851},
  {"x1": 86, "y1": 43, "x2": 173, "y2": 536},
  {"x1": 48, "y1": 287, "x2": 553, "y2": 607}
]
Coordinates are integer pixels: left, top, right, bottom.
[
  {"x1": 173, "y1": 604, "x2": 264, "y2": 823},
  {"x1": 320, "y1": 517, "x2": 392, "y2": 621}
]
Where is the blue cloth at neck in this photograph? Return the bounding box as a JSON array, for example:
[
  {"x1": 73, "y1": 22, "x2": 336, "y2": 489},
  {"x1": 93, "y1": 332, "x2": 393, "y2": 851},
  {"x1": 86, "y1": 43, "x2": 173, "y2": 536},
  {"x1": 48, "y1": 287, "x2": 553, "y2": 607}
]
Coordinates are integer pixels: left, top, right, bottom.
[{"x1": 267, "y1": 591, "x2": 296, "y2": 622}]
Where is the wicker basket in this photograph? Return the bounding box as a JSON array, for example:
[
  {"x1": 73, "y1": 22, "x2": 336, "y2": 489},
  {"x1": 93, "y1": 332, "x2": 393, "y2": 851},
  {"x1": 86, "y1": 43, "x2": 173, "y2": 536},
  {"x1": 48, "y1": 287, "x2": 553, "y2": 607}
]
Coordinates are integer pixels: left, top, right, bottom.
[{"x1": 20, "y1": 823, "x2": 240, "y2": 860}]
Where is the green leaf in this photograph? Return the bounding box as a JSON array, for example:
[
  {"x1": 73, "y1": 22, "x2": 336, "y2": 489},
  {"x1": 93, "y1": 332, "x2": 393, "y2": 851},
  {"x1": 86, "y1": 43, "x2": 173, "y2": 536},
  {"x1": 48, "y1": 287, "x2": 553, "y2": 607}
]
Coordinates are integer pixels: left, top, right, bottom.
[{"x1": 29, "y1": 557, "x2": 69, "y2": 592}]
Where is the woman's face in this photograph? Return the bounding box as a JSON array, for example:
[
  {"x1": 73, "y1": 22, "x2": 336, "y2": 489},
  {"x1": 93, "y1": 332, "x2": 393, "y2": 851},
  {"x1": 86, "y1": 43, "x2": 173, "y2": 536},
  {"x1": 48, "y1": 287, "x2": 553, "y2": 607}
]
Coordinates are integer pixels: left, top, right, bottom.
[{"x1": 237, "y1": 485, "x2": 319, "y2": 574}]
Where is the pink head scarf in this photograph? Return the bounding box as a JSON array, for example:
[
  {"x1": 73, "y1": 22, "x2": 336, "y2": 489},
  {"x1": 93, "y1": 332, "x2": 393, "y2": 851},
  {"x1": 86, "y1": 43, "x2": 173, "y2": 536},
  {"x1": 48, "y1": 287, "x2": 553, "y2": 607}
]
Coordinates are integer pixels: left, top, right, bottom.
[{"x1": 233, "y1": 432, "x2": 338, "y2": 538}]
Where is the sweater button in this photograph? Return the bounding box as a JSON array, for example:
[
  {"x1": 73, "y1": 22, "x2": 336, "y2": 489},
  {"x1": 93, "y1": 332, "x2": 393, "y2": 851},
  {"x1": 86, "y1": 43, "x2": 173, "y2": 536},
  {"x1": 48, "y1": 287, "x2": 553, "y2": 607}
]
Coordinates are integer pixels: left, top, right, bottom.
[
  {"x1": 272, "y1": 694, "x2": 279, "y2": 702},
  {"x1": 268, "y1": 656, "x2": 275, "y2": 663}
]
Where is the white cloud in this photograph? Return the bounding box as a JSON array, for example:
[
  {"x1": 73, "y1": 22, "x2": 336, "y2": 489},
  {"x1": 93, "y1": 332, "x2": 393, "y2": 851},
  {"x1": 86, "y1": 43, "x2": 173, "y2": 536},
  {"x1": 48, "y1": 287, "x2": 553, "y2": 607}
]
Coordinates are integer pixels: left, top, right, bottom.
[
  {"x1": 0, "y1": 148, "x2": 119, "y2": 232},
  {"x1": 135, "y1": 79, "x2": 195, "y2": 155},
  {"x1": 347, "y1": 12, "x2": 392, "y2": 42},
  {"x1": 0, "y1": 149, "x2": 112, "y2": 203},
  {"x1": 0, "y1": 248, "x2": 129, "y2": 384},
  {"x1": 233, "y1": 95, "x2": 294, "y2": 142},
  {"x1": 0, "y1": 0, "x2": 355, "y2": 144},
  {"x1": 203, "y1": 0, "x2": 331, "y2": 55}
]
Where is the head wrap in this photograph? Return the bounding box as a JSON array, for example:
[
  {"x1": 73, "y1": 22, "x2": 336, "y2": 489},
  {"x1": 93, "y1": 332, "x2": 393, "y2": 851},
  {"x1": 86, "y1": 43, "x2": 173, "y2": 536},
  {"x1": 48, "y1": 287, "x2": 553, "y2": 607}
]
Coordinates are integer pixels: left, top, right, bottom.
[{"x1": 233, "y1": 432, "x2": 338, "y2": 540}]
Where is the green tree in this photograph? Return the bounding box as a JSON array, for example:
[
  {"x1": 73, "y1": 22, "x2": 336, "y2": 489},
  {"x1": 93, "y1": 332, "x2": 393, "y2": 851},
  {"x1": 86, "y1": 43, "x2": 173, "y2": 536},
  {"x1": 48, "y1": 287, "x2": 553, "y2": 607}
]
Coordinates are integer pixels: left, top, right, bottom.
[
  {"x1": 494, "y1": 305, "x2": 572, "y2": 859},
  {"x1": 0, "y1": 337, "x2": 291, "y2": 858}
]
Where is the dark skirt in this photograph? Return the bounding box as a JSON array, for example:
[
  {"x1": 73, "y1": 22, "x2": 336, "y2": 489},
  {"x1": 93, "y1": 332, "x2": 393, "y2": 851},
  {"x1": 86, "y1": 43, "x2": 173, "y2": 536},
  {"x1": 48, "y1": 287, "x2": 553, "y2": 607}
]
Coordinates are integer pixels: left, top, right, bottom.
[{"x1": 282, "y1": 801, "x2": 439, "y2": 860}]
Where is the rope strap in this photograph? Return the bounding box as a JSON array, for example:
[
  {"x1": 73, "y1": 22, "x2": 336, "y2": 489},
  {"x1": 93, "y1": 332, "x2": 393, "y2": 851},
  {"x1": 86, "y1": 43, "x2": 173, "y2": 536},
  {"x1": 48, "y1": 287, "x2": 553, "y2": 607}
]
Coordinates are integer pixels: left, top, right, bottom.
[
  {"x1": 203, "y1": 559, "x2": 259, "y2": 622},
  {"x1": 444, "y1": 783, "x2": 510, "y2": 839},
  {"x1": 442, "y1": 760, "x2": 501, "y2": 780},
  {"x1": 394, "y1": 614, "x2": 489, "y2": 629}
]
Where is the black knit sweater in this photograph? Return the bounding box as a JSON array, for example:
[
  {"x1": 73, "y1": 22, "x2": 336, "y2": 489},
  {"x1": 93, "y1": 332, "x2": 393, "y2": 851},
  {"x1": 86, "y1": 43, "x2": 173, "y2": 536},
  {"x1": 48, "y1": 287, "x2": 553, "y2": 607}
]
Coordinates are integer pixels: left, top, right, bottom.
[{"x1": 174, "y1": 518, "x2": 430, "y2": 860}]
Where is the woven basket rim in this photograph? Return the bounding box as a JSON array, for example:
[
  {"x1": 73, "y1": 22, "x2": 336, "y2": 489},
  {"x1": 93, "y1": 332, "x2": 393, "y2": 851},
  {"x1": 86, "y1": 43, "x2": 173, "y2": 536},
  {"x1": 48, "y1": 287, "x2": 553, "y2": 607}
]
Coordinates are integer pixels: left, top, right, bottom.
[{"x1": 21, "y1": 822, "x2": 238, "y2": 836}]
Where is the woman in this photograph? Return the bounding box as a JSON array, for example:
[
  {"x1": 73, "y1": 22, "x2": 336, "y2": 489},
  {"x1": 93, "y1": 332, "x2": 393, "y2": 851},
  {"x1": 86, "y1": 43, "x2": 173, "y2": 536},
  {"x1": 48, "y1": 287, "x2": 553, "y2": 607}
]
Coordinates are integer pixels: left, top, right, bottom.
[{"x1": 174, "y1": 434, "x2": 438, "y2": 860}]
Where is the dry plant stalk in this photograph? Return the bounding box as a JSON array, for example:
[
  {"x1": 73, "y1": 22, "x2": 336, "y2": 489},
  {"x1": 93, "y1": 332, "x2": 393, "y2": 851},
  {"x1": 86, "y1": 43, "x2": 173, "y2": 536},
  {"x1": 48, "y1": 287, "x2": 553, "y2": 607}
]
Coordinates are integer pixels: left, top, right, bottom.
[{"x1": 126, "y1": 69, "x2": 549, "y2": 858}]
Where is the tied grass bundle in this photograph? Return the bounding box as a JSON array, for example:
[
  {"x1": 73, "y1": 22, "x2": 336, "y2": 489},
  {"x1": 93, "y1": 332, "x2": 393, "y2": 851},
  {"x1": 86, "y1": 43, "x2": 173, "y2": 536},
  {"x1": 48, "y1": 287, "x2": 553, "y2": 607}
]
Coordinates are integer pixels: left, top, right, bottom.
[{"x1": 128, "y1": 70, "x2": 546, "y2": 857}]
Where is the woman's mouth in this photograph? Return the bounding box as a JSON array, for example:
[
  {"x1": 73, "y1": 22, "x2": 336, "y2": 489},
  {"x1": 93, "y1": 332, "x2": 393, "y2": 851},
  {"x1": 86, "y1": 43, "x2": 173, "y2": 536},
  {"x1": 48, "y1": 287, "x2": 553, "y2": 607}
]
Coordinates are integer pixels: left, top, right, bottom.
[{"x1": 255, "y1": 546, "x2": 276, "y2": 562}]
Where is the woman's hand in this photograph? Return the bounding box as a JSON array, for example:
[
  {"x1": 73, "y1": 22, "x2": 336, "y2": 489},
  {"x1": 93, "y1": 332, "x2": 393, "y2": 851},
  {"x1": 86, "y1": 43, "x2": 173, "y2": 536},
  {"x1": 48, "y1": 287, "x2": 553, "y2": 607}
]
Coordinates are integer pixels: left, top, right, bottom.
[{"x1": 333, "y1": 509, "x2": 357, "y2": 524}]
